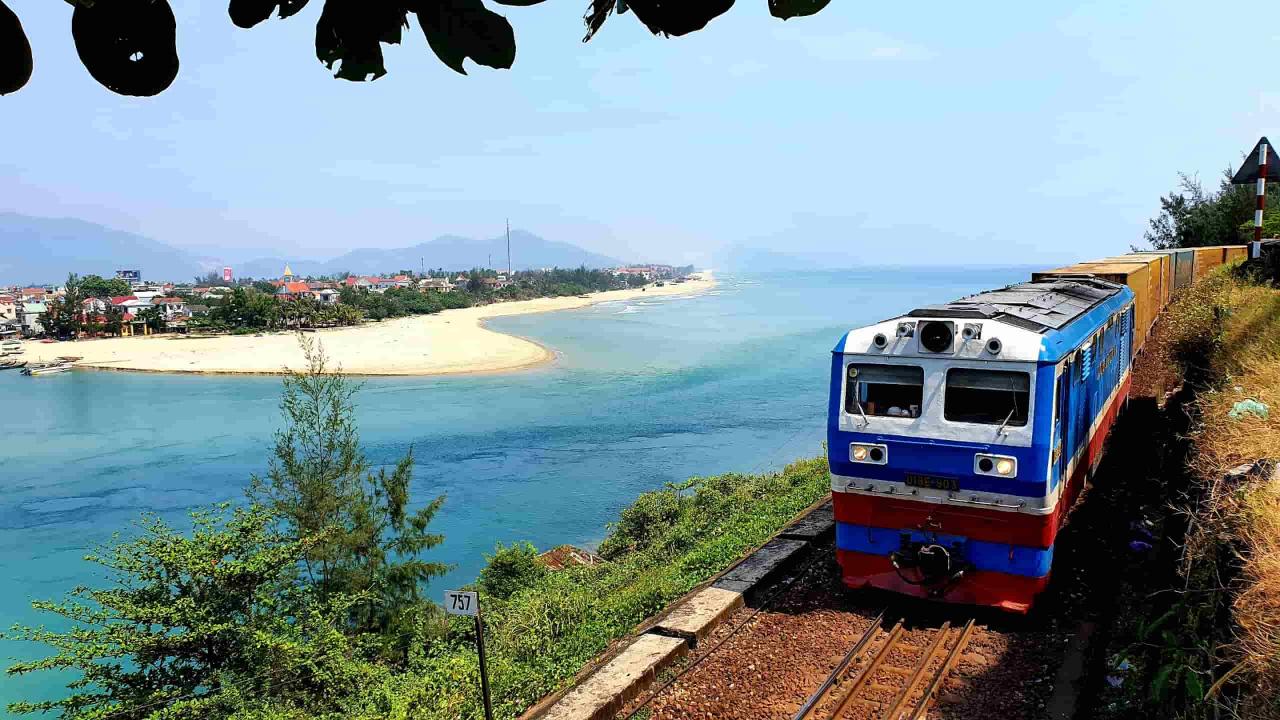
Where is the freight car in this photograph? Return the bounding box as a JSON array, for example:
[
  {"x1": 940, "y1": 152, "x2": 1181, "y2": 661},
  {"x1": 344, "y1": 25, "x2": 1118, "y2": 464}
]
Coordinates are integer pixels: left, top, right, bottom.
[{"x1": 826, "y1": 244, "x2": 1249, "y2": 613}]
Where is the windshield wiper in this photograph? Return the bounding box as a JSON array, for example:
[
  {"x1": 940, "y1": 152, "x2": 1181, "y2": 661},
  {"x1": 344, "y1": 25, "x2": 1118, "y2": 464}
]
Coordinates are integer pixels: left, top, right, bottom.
[
  {"x1": 852, "y1": 398, "x2": 871, "y2": 428},
  {"x1": 995, "y1": 406, "x2": 1016, "y2": 438}
]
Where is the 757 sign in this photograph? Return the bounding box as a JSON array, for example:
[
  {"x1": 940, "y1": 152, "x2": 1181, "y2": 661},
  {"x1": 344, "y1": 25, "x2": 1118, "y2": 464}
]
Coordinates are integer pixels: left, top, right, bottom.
[
  {"x1": 444, "y1": 590, "x2": 479, "y2": 617},
  {"x1": 444, "y1": 590, "x2": 492, "y2": 719}
]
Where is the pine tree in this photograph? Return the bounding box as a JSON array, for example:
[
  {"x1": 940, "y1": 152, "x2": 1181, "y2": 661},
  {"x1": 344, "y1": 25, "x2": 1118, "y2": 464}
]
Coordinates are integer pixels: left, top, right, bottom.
[{"x1": 248, "y1": 335, "x2": 449, "y2": 662}]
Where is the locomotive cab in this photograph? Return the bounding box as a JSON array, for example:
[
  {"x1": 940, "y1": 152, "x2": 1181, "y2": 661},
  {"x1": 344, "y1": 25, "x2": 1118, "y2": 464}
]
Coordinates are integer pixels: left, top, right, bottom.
[{"x1": 828, "y1": 278, "x2": 1134, "y2": 612}]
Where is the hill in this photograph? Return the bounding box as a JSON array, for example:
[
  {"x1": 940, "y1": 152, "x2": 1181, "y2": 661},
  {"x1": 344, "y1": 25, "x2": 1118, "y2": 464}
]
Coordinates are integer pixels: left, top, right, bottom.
[
  {"x1": 0, "y1": 213, "x2": 208, "y2": 285},
  {"x1": 0, "y1": 213, "x2": 623, "y2": 284},
  {"x1": 240, "y1": 230, "x2": 622, "y2": 278}
]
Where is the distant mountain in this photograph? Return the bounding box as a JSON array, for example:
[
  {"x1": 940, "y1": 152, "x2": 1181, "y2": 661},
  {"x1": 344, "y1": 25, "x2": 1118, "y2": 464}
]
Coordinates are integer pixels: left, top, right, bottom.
[
  {"x1": 242, "y1": 230, "x2": 623, "y2": 278},
  {"x1": 0, "y1": 213, "x2": 209, "y2": 285},
  {"x1": 0, "y1": 214, "x2": 624, "y2": 285}
]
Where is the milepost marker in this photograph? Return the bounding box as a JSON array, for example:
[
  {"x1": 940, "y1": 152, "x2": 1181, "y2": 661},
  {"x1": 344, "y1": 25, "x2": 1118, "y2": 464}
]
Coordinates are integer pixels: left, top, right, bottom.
[{"x1": 444, "y1": 590, "x2": 494, "y2": 720}]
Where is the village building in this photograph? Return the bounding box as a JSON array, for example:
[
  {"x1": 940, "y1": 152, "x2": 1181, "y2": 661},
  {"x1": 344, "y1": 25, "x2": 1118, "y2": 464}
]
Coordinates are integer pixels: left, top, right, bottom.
[
  {"x1": 419, "y1": 277, "x2": 455, "y2": 293},
  {"x1": 152, "y1": 296, "x2": 188, "y2": 319},
  {"x1": 0, "y1": 295, "x2": 16, "y2": 322},
  {"x1": 20, "y1": 302, "x2": 46, "y2": 335},
  {"x1": 315, "y1": 288, "x2": 340, "y2": 304},
  {"x1": 275, "y1": 282, "x2": 312, "y2": 300}
]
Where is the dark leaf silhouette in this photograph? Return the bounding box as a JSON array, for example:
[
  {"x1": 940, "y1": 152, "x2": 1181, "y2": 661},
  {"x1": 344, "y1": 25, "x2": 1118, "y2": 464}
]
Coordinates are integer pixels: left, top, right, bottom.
[
  {"x1": 72, "y1": 0, "x2": 179, "y2": 97},
  {"x1": 417, "y1": 0, "x2": 515, "y2": 75},
  {"x1": 490, "y1": 0, "x2": 546, "y2": 5},
  {"x1": 229, "y1": 0, "x2": 310, "y2": 29},
  {"x1": 768, "y1": 0, "x2": 829, "y2": 20},
  {"x1": 623, "y1": 0, "x2": 734, "y2": 37},
  {"x1": 315, "y1": 0, "x2": 407, "y2": 81},
  {"x1": 582, "y1": 0, "x2": 612, "y2": 41},
  {"x1": 0, "y1": 0, "x2": 33, "y2": 95}
]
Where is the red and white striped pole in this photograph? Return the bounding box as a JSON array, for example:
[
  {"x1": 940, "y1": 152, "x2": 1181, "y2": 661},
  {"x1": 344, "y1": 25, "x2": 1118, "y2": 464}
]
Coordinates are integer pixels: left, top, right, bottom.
[{"x1": 1257, "y1": 141, "x2": 1269, "y2": 243}]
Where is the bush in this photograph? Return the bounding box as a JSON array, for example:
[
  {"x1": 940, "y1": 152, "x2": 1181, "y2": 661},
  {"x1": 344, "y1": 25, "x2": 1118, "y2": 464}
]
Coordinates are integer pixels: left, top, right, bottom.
[{"x1": 479, "y1": 542, "x2": 548, "y2": 600}]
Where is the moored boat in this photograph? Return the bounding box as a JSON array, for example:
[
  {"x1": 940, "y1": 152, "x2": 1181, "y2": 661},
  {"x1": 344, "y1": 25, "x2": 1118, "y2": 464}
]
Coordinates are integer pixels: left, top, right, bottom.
[
  {"x1": 21, "y1": 362, "x2": 72, "y2": 376},
  {"x1": 0, "y1": 359, "x2": 27, "y2": 370}
]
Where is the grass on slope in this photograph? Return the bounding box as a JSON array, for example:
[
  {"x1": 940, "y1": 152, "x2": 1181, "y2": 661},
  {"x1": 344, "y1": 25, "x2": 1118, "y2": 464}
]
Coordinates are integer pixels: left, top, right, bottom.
[
  {"x1": 1106, "y1": 269, "x2": 1280, "y2": 720},
  {"x1": 390, "y1": 455, "x2": 831, "y2": 720}
]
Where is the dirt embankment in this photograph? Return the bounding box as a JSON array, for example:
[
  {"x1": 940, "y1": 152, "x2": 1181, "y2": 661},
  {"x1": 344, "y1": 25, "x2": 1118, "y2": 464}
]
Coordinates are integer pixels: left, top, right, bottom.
[{"x1": 1080, "y1": 271, "x2": 1280, "y2": 720}]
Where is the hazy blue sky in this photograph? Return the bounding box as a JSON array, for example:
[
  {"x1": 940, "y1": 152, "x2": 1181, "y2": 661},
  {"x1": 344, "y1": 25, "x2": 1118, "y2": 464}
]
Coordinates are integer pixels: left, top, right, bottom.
[{"x1": 2, "y1": 0, "x2": 1277, "y2": 266}]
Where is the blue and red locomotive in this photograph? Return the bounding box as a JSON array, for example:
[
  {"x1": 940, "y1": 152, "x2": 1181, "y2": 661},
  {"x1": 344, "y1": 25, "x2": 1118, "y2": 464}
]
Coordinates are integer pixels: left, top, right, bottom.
[{"x1": 827, "y1": 277, "x2": 1134, "y2": 613}]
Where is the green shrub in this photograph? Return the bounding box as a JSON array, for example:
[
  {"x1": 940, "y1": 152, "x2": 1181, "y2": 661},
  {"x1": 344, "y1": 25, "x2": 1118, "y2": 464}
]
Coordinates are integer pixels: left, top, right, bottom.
[{"x1": 479, "y1": 542, "x2": 548, "y2": 600}]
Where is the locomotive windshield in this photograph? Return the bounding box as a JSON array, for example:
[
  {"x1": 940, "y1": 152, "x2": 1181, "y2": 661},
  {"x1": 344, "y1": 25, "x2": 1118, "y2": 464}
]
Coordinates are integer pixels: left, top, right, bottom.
[
  {"x1": 845, "y1": 363, "x2": 924, "y2": 418},
  {"x1": 944, "y1": 368, "x2": 1030, "y2": 426}
]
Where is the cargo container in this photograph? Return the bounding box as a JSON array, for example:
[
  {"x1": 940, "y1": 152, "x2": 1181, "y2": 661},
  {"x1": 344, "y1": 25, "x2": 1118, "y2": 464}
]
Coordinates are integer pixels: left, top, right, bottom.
[
  {"x1": 1100, "y1": 254, "x2": 1171, "y2": 313},
  {"x1": 1222, "y1": 245, "x2": 1248, "y2": 264},
  {"x1": 1193, "y1": 247, "x2": 1223, "y2": 281},
  {"x1": 1033, "y1": 260, "x2": 1154, "y2": 352},
  {"x1": 1173, "y1": 249, "x2": 1195, "y2": 289},
  {"x1": 1129, "y1": 251, "x2": 1174, "y2": 310}
]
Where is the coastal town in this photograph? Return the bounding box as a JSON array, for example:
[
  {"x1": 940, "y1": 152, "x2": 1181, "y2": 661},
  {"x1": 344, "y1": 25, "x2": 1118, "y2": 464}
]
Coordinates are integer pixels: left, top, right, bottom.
[{"x1": 1, "y1": 263, "x2": 711, "y2": 376}]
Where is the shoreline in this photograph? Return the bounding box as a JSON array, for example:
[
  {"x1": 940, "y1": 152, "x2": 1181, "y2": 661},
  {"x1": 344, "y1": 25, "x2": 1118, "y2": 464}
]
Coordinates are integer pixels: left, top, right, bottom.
[{"x1": 19, "y1": 272, "x2": 715, "y2": 377}]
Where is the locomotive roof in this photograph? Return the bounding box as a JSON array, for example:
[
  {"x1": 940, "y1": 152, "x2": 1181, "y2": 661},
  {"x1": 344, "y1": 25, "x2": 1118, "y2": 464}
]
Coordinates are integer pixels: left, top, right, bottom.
[{"x1": 905, "y1": 277, "x2": 1123, "y2": 334}]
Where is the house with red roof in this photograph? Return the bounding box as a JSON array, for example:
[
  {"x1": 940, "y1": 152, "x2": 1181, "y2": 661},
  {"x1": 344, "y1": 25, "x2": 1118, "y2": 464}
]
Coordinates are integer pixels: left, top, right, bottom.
[{"x1": 275, "y1": 282, "x2": 312, "y2": 300}]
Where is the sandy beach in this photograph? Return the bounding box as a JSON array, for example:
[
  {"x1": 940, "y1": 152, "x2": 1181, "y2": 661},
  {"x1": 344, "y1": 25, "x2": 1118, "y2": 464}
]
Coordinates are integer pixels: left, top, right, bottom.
[{"x1": 18, "y1": 273, "x2": 715, "y2": 376}]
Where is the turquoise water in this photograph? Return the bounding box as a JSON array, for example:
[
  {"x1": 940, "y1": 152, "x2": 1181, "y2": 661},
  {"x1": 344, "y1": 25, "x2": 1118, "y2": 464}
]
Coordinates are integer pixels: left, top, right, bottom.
[{"x1": 0, "y1": 269, "x2": 1030, "y2": 710}]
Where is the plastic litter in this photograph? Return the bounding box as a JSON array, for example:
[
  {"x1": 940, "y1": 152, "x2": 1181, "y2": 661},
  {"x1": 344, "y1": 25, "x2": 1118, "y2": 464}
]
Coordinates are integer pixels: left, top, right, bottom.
[
  {"x1": 1128, "y1": 540, "x2": 1153, "y2": 553},
  {"x1": 1106, "y1": 659, "x2": 1132, "y2": 688},
  {"x1": 1228, "y1": 399, "x2": 1270, "y2": 420}
]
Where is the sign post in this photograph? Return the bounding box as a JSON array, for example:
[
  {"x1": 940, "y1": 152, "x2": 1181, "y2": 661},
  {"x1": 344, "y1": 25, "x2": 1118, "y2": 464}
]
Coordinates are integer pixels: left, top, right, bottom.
[
  {"x1": 1231, "y1": 136, "x2": 1275, "y2": 248},
  {"x1": 444, "y1": 590, "x2": 494, "y2": 720}
]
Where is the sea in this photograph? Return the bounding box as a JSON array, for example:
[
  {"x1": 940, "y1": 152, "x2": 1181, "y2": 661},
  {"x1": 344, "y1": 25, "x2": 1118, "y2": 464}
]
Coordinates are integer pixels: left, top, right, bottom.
[{"x1": 0, "y1": 268, "x2": 1032, "y2": 710}]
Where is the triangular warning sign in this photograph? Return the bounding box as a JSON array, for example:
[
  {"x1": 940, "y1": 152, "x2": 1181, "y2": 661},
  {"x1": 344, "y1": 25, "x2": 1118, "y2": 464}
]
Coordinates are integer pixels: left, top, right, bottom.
[{"x1": 1231, "y1": 136, "x2": 1277, "y2": 184}]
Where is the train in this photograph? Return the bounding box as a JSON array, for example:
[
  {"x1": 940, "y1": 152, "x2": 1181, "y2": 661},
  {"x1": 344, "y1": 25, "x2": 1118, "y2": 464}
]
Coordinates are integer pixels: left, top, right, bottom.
[{"x1": 826, "y1": 244, "x2": 1250, "y2": 613}]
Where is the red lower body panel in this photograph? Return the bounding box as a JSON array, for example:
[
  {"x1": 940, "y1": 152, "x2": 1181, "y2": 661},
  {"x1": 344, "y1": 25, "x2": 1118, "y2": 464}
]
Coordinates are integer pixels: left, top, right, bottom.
[{"x1": 836, "y1": 549, "x2": 1049, "y2": 614}]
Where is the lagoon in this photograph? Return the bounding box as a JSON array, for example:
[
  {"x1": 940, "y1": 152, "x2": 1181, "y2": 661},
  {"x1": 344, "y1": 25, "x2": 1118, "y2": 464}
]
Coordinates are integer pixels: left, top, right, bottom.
[{"x1": 0, "y1": 268, "x2": 1028, "y2": 710}]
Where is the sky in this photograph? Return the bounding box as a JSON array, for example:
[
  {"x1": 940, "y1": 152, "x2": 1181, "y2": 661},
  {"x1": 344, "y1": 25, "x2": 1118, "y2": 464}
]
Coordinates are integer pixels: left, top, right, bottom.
[{"x1": 2, "y1": 0, "x2": 1278, "y2": 267}]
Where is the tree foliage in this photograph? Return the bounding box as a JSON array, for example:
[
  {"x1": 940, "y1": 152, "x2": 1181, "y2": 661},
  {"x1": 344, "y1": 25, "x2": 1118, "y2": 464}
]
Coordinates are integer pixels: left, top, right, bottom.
[
  {"x1": 247, "y1": 336, "x2": 449, "y2": 662},
  {"x1": 0, "y1": 0, "x2": 833, "y2": 97},
  {"x1": 80, "y1": 274, "x2": 134, "y2": 299},
  {"x1": 1144, "y1": 168, "x2": 1280, "y2": 250},
  {"x1": 478, "y1": 542, "x2": 546, "y2": 600},
  {"x1": 2, "y1": 505, "x2": 369, "y2": 719}
]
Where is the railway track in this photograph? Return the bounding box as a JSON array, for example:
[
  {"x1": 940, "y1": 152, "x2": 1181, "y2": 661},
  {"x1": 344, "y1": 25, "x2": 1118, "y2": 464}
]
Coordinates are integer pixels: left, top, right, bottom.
[{"x1": 793, "y1": 610, "x2": 976, "y2": 720}]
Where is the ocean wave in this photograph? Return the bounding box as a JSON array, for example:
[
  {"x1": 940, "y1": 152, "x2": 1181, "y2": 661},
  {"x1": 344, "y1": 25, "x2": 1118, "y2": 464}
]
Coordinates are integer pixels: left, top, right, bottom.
[{"x1": 616, "y1": 305, "x2": 642, "y2": 315}]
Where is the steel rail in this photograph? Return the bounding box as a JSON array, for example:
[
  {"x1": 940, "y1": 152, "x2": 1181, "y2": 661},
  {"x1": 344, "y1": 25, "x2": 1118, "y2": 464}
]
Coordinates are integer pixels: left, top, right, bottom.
[
  {"x1": 823, "y1": 620, "x2": 904, "y2": 720},
  {"x1": 882, "y1": 620, "x2": 952, "y2": 720},
  {"x1": 791, "y1": 610, "x2": 888, "y2": 720},
  {"x1": 906, "y1": 618, "x2": 976, "y2": 720}
]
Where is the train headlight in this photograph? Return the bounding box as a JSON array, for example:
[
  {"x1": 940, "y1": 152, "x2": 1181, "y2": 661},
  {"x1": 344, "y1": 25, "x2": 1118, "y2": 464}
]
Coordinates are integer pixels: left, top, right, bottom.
[
  {"x1": 850, "y1": 443, "x2": 887, "y2": 465},
  {"x1": 974, "y1": 453, "x2": 1017, "y2": 478}
]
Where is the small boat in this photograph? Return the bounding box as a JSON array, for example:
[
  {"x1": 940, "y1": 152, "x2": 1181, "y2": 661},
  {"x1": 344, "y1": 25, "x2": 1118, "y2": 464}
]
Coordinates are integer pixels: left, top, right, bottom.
[
  {"x1": 0, "y1": 359, "x2": 26, "y2": 370},
  {"x1": 56, "y1": 356, "x2": 83, "y2": 362},
  {"x1": 22, "y1": 362, "x2": 72, "y2": 376}
]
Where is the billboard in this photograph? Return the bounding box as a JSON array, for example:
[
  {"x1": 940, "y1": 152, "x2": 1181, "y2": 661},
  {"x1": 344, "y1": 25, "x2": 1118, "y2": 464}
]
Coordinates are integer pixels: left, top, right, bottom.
[
  {"x1": 223, "y1": 266, "x2": 233, "y2": 282},
  {"x1": 115, "y1": 269, "x2": 141, "y2": 282}
]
